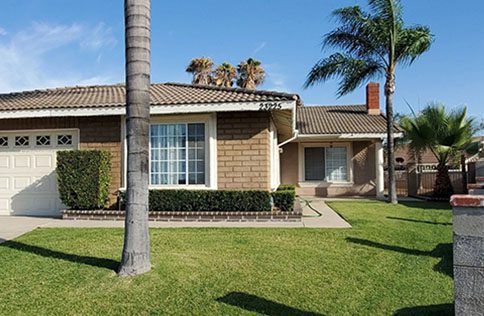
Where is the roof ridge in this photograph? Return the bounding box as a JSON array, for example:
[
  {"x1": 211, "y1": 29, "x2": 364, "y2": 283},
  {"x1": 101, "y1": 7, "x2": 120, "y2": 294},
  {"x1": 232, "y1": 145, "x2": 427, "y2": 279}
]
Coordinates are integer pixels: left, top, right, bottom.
[
  {"x1": 163, "y1": 82, "x2": 300, "y2": 101},
  {"x1": 0, "y1": 83, "x2": 126, "y2": 97}
]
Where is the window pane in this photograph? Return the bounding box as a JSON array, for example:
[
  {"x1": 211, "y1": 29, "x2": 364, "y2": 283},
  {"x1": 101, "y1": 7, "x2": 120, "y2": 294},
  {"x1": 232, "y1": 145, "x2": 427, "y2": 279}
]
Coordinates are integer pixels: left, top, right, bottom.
[
  {"x1": 187, "y1": 123, "x2": 205, "y2": 185},
  {"x1": 150, "y1": 123, "x2": 187, "y2": 185},
  {"x1": 304, "y1": 147, "x2": 325, "y2": 180},
  {"x1": 325, "y1": 147, "x2": 347, "y2": 181}
]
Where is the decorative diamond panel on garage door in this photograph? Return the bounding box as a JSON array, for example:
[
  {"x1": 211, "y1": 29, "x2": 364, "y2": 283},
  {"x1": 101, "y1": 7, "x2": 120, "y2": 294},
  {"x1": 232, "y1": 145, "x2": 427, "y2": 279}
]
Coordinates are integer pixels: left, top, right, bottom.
[{"x1": 0, "y1": 130, "x2": 78, "y2": 216}]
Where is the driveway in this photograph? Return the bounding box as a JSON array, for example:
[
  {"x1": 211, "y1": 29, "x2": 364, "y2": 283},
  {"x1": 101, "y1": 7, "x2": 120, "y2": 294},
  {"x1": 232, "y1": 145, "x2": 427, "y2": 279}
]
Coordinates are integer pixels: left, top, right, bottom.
[{"x1": 0, "y1": 216, "x2": 54, "y2": 243}]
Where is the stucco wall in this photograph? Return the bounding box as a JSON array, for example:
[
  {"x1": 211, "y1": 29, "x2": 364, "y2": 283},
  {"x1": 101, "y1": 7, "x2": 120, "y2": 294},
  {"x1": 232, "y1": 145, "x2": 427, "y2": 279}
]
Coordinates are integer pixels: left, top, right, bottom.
[
  {"x1": 280, "y1": 140, "x2": 377, "y2": 197},
  {"x1": 0, "y1": 116, "x2": 122, "y2": 207},
  {"x1": 217, "y1": 111, "x2": 271, "y2": 190}
]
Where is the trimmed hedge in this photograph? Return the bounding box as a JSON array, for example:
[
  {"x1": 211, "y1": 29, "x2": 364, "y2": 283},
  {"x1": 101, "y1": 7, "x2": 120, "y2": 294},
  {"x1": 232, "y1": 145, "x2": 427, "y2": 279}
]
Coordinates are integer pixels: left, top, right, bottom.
[
  {"x1": 121, "y1": 190, "x2": 272, "y2": 212},
  {"x1": 271, "y1": 185, "x2": 296, "y2": 212},
  {"x1": 57, "y1": 150, "x2": 111, "y2": 210}
]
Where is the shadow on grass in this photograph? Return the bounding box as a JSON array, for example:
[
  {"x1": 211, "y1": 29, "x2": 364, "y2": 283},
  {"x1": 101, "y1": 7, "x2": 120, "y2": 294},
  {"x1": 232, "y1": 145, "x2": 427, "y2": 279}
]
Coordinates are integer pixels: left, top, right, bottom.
[
  {"x1": 0, "y1": 240, "x2": 119, "y2": 271},
  {"x1": 346, "y1": 238, "x2": 452, "y2": 277},
  {"x1": 217, "y1": 292, "x2": 325, "y2": 316},
  {"x1": 397, "y1": 201, "x2": 451, "y2": 211},
  {"x1": 387, "y1": 216, "x2": 452, "y2": 226},
  {"x1": 393, "y1": 303, "x2": 454, "y2": 315}
]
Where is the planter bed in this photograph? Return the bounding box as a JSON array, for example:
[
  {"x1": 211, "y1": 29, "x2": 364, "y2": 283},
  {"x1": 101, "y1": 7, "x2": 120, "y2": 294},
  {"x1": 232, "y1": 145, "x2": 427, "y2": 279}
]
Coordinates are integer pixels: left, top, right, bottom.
[{"x1": 63, "y1": 201, "x2": 302, "y2": 222}]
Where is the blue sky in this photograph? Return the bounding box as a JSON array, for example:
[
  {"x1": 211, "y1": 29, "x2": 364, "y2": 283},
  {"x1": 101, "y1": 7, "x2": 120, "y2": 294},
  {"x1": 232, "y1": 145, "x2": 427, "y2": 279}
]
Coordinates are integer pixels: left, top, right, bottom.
[{"x1": 0, "y1": 0, "x2": 482, "y2": 120}]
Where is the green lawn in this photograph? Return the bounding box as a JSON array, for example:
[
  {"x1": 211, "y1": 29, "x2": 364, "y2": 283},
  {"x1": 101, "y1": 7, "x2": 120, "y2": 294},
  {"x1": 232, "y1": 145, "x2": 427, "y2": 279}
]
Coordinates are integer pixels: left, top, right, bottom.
[{"x1": 0, "y1": 201, "x2": 453, "y2": 315}]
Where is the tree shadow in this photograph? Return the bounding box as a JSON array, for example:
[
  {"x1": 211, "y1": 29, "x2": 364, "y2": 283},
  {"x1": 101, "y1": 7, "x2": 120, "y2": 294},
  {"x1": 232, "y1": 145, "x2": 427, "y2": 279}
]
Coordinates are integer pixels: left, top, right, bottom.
[
  {"x1": 397, "y1": 201, "x2": 451, "y2": 211},
  {"x1": 0, "y1": 240, "x2": 119, "y2": 271},
  {"x1": 387, "y1": 216, "x2": 452, "y2": 226},
  {"x1": 216, "y1": 292, "x2": 325, "y2": 316},
  {"x1": 346, "y1": 238, "x2": 452, "y2": 277},
  {"x1": 393, "y1": 303, "x2": 454, "y2": 315}
]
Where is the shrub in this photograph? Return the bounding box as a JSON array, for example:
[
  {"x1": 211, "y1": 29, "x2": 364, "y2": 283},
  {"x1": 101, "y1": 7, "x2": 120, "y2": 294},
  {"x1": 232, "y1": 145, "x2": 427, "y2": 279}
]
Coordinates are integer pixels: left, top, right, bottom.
[
  {"x1": 121, "y1": 189, "x2": 272, "y2": 212},
  {"x1": 277, "y1": 184, "x2": 296, "y2": 192},
  {"x1": 57, "y1": 150, "x2": 111, "y2": 209},
  {"x1": 271, "y1": 190, "x2": 296, "y2": 212}
]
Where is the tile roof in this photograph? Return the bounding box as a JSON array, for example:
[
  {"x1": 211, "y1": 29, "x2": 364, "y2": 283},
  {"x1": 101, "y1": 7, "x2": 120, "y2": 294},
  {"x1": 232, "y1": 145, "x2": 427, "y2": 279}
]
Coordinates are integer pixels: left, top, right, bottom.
[
  {"x1": 297, "y1": 105, "x2": 401, "y2": 135},
  {"x1": 0, "y1": 82, "x2": 300, "y2": 112}
]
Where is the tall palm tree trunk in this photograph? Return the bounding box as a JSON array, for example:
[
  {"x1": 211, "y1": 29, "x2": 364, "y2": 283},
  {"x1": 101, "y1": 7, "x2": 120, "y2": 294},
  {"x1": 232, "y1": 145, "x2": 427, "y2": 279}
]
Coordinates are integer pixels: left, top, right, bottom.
[
  {"x1": 385, "y1": 71, "x2": 398, "y2": 204},
  {"x1": 118, "y1": 0, "x2": 151, "y2": 276},
  {"x1": 434, "y1": 162, "x2": 454, "y2": 198}
]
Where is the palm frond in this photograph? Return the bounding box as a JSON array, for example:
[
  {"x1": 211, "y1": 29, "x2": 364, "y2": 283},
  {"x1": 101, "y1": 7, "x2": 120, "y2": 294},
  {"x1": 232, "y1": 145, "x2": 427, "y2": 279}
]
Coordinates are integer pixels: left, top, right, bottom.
[
  {"x1": 304, "y1": 53, "x2": 383, "y2": 96},
  {"x1": 368, "y1": 0, "x2": 403, "y2": 28},
  {"x1": 395, "y1": 25, "x2": 433, "y2": 65}
]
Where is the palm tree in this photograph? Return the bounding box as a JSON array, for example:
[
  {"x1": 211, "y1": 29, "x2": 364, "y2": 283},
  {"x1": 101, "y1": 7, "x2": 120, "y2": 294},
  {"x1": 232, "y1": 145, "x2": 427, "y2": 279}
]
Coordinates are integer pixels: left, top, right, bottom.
[
  {"x1": 236, "y1": 58, "x2": 265, "y2": 90},
  {"x1": 186, "y1": 57, "x2": 214, "y2": 85},
  {"x1": 118, "y1": 0, "x2": 151, "y2": 276},
  {"x1": 400, "y1": 104, "x2": 475, "y2": 198},
  {"x1": 213, "y1": 63, "x2": 236, "y2": 88},
  {"x1": 304, "y1": 0, "x2": 433, "y2": 204}
]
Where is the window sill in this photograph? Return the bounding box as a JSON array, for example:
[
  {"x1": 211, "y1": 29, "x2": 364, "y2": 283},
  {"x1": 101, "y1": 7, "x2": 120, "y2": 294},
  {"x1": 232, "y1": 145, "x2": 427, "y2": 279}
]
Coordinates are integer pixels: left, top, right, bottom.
[{"x1": 298, "y1": 181, "x2": 354, "y2": 188}]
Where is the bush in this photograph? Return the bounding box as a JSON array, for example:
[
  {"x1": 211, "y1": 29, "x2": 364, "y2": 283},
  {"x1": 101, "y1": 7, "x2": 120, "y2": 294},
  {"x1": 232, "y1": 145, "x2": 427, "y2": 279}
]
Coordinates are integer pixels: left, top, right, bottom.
[
  {"x1": 271, "y1": 190, "x2": 296, "y2": 212},
  {"x1": 121, "y1": 189, "x2": 272, "y2": 212},
  {"x1": 277, "y1": 184, "x2": 296, "y2": 192},
  {"x1": 57, "y1": 150, "x2": 111, "y2": 209}
]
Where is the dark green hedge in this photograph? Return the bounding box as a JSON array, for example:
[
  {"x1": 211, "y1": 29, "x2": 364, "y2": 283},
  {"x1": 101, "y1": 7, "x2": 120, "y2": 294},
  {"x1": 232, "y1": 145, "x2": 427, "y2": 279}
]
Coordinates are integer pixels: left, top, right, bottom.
[
  {"x1": 121, "y1": 189, "x2": 272, "y2": 212},
  {"x1": 271, "y1": 185, "x2": 296, "y2": 212},
  {"x1": 57, "y1": 150, "x2": 111, "y2": 210}
]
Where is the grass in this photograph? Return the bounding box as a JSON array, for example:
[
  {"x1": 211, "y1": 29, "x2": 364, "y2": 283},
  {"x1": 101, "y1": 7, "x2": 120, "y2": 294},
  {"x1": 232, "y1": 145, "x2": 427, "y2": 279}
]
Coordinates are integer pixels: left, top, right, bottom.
[{"x1": 0, "y1": 201, "x2": 453, "y2": 315}]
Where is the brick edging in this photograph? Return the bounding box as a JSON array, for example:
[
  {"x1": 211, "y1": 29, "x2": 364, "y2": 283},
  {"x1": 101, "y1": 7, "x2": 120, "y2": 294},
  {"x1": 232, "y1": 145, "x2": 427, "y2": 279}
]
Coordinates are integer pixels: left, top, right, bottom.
[{"x1": 62, "y1": 209, "x2": 302, "y2": 222}]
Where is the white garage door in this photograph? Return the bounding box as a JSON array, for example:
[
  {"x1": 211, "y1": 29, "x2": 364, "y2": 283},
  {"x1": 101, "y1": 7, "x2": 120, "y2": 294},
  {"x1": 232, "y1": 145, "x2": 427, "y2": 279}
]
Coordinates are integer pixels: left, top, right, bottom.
[{"x1": 0, "y1": 130, "x2": 79, "y2": 217}]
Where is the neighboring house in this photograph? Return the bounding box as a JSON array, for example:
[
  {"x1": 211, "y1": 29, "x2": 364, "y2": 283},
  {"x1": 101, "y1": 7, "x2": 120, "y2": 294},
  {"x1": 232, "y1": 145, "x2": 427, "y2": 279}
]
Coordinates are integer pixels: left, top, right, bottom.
[{"x1": 0, "y1": 82, "x2": 401, "y2": 217}]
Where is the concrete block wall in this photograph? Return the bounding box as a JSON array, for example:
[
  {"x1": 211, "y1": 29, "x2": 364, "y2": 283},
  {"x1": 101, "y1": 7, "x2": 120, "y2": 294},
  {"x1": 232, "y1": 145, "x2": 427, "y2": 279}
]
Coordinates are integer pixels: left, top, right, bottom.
[{"x1": 450, "y1": 193, "x2": 484, "y2": 315}]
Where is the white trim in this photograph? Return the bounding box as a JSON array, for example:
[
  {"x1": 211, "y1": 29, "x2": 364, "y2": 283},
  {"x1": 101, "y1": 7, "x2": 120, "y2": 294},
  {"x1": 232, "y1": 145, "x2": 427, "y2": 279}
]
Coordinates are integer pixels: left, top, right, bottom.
[
  {"x1": 121, "y1": 113, "x2": 217, "y2": 190},
  {"x1": 0, "y1": 101, "x2": 296, "y2": 119},
  {"x1": 298, "y1": 142, "x2": 353, "y2": 185},
  {"x1": 375, "y1": 140, "x2": 385, "y2": 198},
  {"x1": 269, "y1": 119, "x2": 280, "y2": 191},
  {"x1": 297, "y1": 132, "x2": 403, "y2": 140}
]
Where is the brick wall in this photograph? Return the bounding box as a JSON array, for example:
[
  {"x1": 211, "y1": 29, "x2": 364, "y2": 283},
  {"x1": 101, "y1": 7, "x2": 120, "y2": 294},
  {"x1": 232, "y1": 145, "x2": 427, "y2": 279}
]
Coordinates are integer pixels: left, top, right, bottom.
[
  {"x1": 217, "y1": 112, "x2": 271, "y2": 190},
  {"x1": 0, "y1": 116, "x2": 122, "y2": 207}
]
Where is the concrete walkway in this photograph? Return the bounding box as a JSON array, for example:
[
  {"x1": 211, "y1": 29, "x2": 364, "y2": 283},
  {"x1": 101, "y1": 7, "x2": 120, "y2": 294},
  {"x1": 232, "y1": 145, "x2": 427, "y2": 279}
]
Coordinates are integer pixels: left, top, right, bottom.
[{"x1": 0, "y1": 199, "x2": 351, "y2": 242}]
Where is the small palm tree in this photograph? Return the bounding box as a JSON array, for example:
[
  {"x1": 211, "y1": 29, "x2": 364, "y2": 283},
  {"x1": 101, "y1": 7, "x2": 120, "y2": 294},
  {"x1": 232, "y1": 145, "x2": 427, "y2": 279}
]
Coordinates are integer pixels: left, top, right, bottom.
[
  {"x1": 186, "y1": 57, "x2": 214, "y2": 85},
  {"x1": 236, "y1": 58, "x2": 265, "y2": 90},
  {"x1": 400, "y1": 104, "x2": 476, "y2": 198},
  {"x1": 213, "y1": 63, "x2": 236, "y2": 88},
  {"x1": 304, "y1": 0, "x2": 433, "y2": 204}
]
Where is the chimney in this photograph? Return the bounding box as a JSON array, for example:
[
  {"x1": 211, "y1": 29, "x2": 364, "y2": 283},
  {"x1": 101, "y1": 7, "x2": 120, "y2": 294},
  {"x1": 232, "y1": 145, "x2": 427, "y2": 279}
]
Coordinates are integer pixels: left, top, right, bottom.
[{"x1": 366, "y1": 82, "x2": 380, "y2": 115}]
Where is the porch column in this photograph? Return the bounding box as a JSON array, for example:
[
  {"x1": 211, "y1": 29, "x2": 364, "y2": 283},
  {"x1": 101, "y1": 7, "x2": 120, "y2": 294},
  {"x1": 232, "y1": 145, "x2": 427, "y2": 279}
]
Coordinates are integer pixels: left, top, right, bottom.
[{"x1": 375, "y1": 140, "x2": 384, "y2": 198}]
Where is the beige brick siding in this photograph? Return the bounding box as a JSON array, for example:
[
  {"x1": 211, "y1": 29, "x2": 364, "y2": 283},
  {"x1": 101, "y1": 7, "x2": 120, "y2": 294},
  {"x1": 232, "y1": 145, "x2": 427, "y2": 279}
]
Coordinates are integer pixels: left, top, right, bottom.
[
  {"x1": 280, "y1": 140, "x2": 377, "y2": 197},
  {"x1": 0, "y1": 116, "x2": 122, "y2": 207},
  {"x1": 217, "y1": 112, "x2": 271, "y2": 190}
]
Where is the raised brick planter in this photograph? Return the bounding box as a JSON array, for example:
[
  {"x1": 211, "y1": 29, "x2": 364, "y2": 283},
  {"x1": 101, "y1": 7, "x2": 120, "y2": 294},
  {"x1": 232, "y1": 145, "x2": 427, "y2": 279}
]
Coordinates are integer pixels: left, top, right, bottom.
[{"x1": 62, "y1": 201, "x2": 303, "y2": 222}]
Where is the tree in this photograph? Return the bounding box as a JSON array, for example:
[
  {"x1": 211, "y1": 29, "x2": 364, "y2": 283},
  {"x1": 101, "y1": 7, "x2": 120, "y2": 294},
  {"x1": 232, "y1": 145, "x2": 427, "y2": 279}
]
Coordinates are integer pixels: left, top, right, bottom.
[
  {"x1": 400, "y1": 104, "x2": 475, "y2": 198},
  {"x1": 186, "y1": 57, "x2": 214, "y2": 85},
  {"x1": 236, "y1": 58, "x2": 265, "y2": 89},
  {"x1": 213, "y1": 63, "x2": 236, "y2": 88},
  {"x1": 304, "y1": 0, "x2": 433, "y2": 204},
  {"x1": 118, "y1": 0, "x2": 152, "y2": 276}
]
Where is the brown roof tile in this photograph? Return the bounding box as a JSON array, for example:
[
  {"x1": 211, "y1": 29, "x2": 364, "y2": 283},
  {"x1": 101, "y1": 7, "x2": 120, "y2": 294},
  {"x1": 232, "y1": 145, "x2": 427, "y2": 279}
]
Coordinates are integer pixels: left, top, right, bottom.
[
  {"x1": 297, "y1": 105, "x2": 401, "y2": 135},
  {"x1": 0, "y1": 82, "x2": 300, "y2": 112}
]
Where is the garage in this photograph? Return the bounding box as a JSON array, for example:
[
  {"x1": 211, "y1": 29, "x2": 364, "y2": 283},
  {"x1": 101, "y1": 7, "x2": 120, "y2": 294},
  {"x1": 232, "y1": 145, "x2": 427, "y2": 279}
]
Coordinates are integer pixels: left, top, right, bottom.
[{"x1": 0, "y1": 129, "x2": 78, "y2": 217}]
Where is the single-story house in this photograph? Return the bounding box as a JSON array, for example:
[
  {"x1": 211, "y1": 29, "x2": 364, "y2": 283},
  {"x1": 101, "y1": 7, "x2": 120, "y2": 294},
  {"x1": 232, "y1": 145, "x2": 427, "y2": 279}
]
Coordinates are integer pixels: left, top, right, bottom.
[{"x1": 0, "y1": 82, "x2": 401, "y2": 217}]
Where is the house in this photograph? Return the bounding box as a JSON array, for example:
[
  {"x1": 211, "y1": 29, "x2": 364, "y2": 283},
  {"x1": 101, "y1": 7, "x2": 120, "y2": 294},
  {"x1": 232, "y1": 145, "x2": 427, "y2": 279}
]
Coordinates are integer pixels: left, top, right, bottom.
[{"x1": 0, "y1": 82, "x2": 401, "y2": 217}]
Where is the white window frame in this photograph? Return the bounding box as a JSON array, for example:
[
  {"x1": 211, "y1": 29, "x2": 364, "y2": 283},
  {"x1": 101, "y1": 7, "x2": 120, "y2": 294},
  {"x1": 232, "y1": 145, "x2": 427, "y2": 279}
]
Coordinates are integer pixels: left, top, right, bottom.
[
  {"x1": 298, "y1": 142, "x2": 353, "y2": 186},
  {"x1": 121, "y1": 113, "x2": 217, "y2": 190}
]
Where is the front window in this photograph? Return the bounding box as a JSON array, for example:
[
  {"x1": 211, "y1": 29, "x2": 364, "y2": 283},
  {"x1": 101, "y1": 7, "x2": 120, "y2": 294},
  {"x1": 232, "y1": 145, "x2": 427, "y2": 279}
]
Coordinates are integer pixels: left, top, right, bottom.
[
  {"x1": 304, "y1": 146, "x2": 348, "y2": 182},
  {"x1": 150, "y1": 123, "x2": 206, "y2": 186}
]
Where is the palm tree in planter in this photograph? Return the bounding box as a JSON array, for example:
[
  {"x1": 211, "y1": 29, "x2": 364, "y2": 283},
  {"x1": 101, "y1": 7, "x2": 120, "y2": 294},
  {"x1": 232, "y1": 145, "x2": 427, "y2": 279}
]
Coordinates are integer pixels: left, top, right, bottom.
[
  {"x1": 213, "y1": 63, "x2": 236, "y2": 88},
  {"x1": 119, "y1": 0, "x2": 151, "y2": 276},
  {"x1": 304, "y1": 0, "x2": 433, "y2": 204},
  {"x1": 186, "y1": 57, "x2": 214, "y2": 85},
  {"x1": 400, "y1": 104, "x2": 476, "y2": 198},
  {"x1": 236, "y1": 58, "x2": 265, "y2": 90}
]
